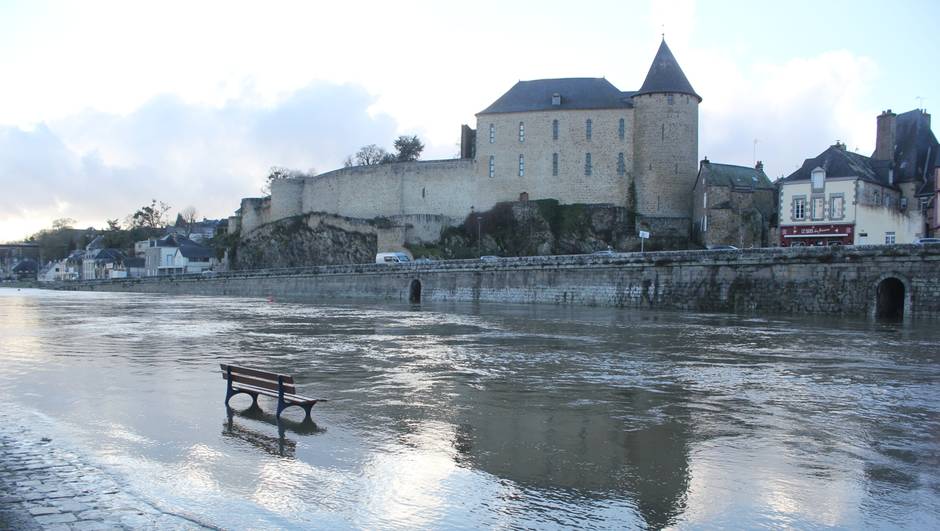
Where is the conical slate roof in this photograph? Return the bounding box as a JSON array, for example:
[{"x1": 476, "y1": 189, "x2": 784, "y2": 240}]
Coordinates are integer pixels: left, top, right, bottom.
[{"x1": 635, "y1": 39, "x2": 701, "y2": 102}]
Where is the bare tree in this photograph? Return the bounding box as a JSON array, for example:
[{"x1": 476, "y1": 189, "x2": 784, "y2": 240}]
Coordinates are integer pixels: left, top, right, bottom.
[
  {"x1": 52, "y1": 218, "x2": 76, "y2": 231},
  {"x1": 131, "y1": 200, "x2": 172, "y2": 229},
  {"x1": 354, "y1": 144, "x2": 389, "y2": 166},
  {"x1": 179, "y1": 206, "x2": 198, "y2": 236}
]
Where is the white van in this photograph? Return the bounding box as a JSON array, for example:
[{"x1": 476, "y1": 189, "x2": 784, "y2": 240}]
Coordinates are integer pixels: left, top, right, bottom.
[{"x1": 376, "y1": 252, "x2": 412, "y2": 264}]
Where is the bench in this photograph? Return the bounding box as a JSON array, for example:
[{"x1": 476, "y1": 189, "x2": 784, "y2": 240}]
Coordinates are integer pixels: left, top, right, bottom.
[{"x1": 221, "y1": 364, "x2": 325, "y2": 419}]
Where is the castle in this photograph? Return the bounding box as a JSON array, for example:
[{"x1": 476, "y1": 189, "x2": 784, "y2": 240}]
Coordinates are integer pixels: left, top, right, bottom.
[{"x1": 236, "y1": 40, "x2": 700, "y2": 247}]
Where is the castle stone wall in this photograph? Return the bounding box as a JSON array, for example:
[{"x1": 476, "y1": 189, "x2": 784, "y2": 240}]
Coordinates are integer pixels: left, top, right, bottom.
[
  {"x1": 270, "y1": 178, "x2": 304, "y2": 220},
  {"x1": 239, "y1": 197, "x2": 271, "y2": 236},
  {"x1": 300, "y1": 160, "x2": 477, "y2": 220}
]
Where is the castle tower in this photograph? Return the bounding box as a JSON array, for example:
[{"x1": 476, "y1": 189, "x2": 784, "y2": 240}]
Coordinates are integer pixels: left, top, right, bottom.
[{"x1": 632, "y1": 39, "x2": 700, "y2": 234}]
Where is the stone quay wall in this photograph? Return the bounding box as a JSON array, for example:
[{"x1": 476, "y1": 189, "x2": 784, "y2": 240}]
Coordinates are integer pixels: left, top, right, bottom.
[{"x1": 57, "y1": 245, "x2": 940, "y2": 318}]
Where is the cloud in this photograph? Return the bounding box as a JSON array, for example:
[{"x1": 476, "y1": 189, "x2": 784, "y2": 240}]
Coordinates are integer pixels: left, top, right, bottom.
[
  {"x1": 693, "y1": 50, "x2": 879, "y2": 178},
  {"x1": 0, "y1": 81, "x2": 400, "y2": 241}
]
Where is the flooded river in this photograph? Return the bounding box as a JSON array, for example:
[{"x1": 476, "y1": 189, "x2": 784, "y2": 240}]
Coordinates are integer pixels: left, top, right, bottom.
[{"x1": 0, "y1": 288, "x2": 938, "y2": 529}]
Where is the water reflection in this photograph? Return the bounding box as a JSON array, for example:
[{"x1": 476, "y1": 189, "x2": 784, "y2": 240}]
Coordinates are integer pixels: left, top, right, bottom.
[{"x1": 222, "y1": 403, "x2": 327, "y2": 460}]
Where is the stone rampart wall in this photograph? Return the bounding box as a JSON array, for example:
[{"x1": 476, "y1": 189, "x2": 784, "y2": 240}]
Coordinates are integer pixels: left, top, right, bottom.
[{"x1": 62, "y1": 245, "x2": 940, "y2": 318}]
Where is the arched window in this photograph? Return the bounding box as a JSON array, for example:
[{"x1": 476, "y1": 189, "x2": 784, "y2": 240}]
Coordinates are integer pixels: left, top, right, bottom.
[
  {"x1": 585, "y1": 153, "x2": 592, "y2": 176},
  {"x1": 552, "y1": 119, "x2": 559, "y2": 140},
  {"x1": 586, "y1": 119, "x2": 592, "y2": 140},
  {"x1": 618, "y1": 118, "x2": 625, "y2": 140},
  {"x1": 552, "y1": 153, "x2": 558, "y2": 176},
  {"x1": 617, "y1": 153, "x2": 626, "y2": 176}
]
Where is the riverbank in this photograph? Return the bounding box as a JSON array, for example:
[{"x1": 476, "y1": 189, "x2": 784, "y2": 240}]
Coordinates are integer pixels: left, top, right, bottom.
[
  {"x1": 0, "y1": 409, "x2": 215, "y2": 531},
  {"x1": 46, "y1": 244, "x2": 940, "y2": 318}
]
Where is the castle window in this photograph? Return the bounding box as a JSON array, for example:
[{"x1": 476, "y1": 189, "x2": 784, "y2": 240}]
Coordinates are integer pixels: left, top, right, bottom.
[
  {"x1": 793, "y1": 196, "x2": 806, "y2": 221},
  {"x1": 618, "y1": 118, "x2": 625, "y2": 140},
  {"x1": 585, "y1": 153, "x2": 592, "y2": 176},
  {"x1": 667, "y1": 94, "x2": 674, "y2": 105},
  {"x1": 885, "y1": 232, "x2": 896, "y2": 244},
  {"x1": 552, "y1": 119, "x2": 558, "y2": 140},
  {"x1": 617, "y1": 153, "x2": 626, "y2": 176},
  {"x1": 586, "y1": 119, "x2": 592, "y2": 140},
  {"x1": 489, "y1": 124, "x2": 495, "y2": 144},
  {"x1": 518, "y1": 154, "x2": 525, "y2": 177},
  {"x1": 488, "y1": 156, "x2": 495, "y2": 178},
  {"x1": 552, "y1": 153, "x2": 558, "y2": 176},
  {"x1": 519, "y1": 122, "x2": 525, "y2": 143}
]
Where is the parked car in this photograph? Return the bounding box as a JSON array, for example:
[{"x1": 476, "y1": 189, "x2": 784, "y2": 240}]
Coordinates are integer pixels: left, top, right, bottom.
[
  {"x1": 376, "y1": 252, "x2": 412, "y2": 264},
  {"x1": 414, "y1": 257, "x2": 435, "y2": 264},
  {"x1": 707, "y1": 245, "x2": 739, "y2": 251},
  {"x1": 480, "y1": 255, "x2": 499, "y2": 262},
  {"x1": 913, "y1": 237, "x2": 940, "y2": 245}
]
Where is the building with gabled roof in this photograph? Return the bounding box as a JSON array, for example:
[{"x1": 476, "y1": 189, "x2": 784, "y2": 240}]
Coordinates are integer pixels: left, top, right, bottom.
[
  {"x1": 778, "y1": 109, "x2": 938, "y2": 246},
  {"x1": 692, "y1": 159, "x2": 776, "y2": 248}
]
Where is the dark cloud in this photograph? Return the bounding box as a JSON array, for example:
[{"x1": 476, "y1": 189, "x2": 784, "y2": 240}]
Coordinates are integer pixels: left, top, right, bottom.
[{"x1": 0, "y1": 81, "x2": 398, "y2": 235}]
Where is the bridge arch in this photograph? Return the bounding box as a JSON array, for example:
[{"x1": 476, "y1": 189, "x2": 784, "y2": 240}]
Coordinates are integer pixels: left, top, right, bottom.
[{"x1": 872, "y1": 274, "x2": 909, "y2": 320}]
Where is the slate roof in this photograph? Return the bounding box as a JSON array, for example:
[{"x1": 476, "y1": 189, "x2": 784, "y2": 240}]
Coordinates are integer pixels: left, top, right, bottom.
[
  {"x1": 156, "y1": 234, "x2": 213, "y2": 260},
  {"x1": 478, "y1": 78, "x2": 634, "y2": 115},
  {"x1": 888, "y1": 110, "x2": 939, "y2": 183},
  {"x1": 12, "y1": 259, "x2": 38, "y2": 273},
  {"x1": 783, "y1": 144, "x2": 894, "y2": 187},
  {"x1": 635, "y1": 39, "x2": 701, "y2": 102},
  {"x1": 92, "y1": 248, "x2": 125, "y2": 263},
  {"x1": 696, "y1": 161, "x2": 775, "y2": 190},
  {"x1": 85, "y1": 235, "x2": 105, "y2": 251}
]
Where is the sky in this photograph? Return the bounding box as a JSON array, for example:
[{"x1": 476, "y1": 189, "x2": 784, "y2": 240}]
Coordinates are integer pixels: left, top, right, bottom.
[{"x1": 1, "y1": 0, "x2": 938, "y2": 242}]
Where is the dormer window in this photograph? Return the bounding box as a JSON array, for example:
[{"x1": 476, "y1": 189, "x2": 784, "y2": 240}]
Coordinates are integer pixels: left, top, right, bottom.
[
  {"x1": 811, "y1": 167, "x2": 825, "y2": 191},
  {"x1": 552, "y1": 93, "x2": 561, "y2": 106}
]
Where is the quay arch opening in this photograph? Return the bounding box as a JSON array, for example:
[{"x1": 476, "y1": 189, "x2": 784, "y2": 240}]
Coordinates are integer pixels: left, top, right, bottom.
[
  {"x1": 409, "y1": 279, "x2": 422, "y2": 304},
  {"x1": 876, "y1": 277, "x2": 905, "y2": 320}
]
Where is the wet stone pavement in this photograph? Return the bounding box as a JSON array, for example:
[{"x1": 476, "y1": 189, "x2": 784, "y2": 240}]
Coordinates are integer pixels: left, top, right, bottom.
[{"x1": 0, "y1": 415, "x2": 213, "y2": 531}]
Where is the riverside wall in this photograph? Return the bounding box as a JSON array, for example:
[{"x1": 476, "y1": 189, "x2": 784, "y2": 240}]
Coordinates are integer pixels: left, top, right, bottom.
[{"x1": 56, "y1": 245, "x2": 940, "y2": 318}]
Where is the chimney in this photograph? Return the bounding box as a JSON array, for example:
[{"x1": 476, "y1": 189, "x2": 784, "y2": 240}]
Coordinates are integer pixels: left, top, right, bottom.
[
  {"x1": 874, "y1": 109, "x2": 897, "y2": 161},
  {"x1": 755, "y1": 160, "x2": 764, "y2": 172}
]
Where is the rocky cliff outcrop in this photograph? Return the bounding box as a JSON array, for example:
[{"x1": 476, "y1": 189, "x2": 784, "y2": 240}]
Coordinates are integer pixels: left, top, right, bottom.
[
  {"x1": 412, "y1": 200, "x2": 686, "y2": 259},
  {"x1": 235, "y1": 214, "x2": 377, "y2": 269}
]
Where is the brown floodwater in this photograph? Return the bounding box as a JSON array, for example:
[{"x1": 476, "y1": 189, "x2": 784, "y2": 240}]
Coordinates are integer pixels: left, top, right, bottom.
[{"x1": 0, "y1": 288, "x2": 938, "y2": 529}]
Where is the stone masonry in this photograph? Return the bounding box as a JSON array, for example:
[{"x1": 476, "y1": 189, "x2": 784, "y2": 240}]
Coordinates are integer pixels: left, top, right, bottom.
[
  {"x1": 59, "y1": 245, "x2": 940, "y2": 319},
  {"x1": 0, "y1": 411, "x2": 213, "y2": 531}
]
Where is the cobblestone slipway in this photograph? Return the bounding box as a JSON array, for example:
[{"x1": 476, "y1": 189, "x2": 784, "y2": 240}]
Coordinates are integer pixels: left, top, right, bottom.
[{"x1": 0, "y1": 411, "x2": 216, "y2": 531}]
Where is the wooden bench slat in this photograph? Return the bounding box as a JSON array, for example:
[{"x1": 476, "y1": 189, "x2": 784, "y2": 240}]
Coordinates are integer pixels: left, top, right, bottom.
[
  {"x1": 229, "y1": 381, "x2": 320, "y2": 404},
  {"x1": 223, "y1": 372, "x2": 296, "y2": 394},
  {"x1": 220, "y1": 364, "x2": 295, "y2": 385}
]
